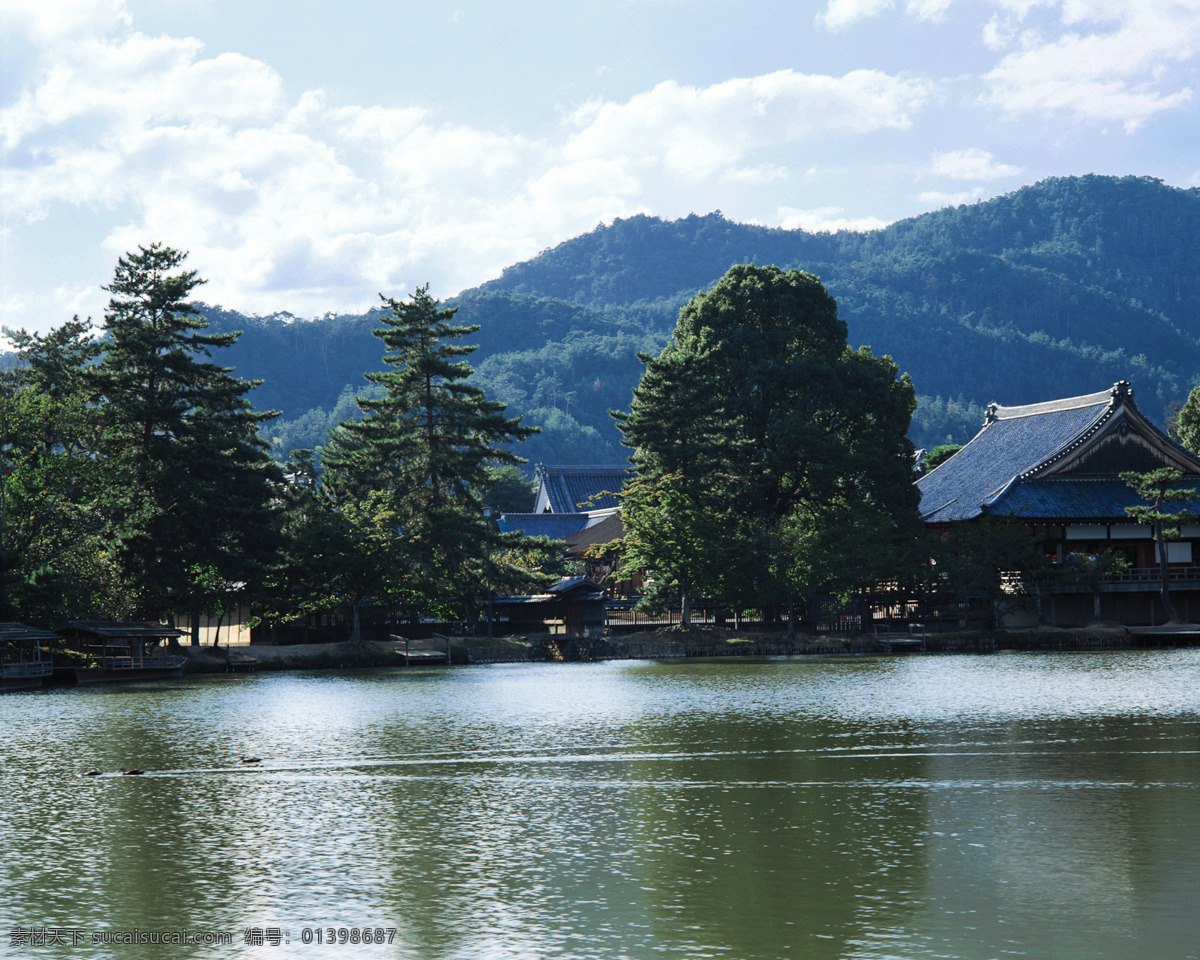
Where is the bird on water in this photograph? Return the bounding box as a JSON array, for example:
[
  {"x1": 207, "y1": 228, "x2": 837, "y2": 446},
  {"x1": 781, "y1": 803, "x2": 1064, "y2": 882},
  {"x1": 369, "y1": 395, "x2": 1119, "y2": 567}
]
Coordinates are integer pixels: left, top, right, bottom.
[
  {"x1": 118, "y1": 767, "x2": 145, "y2": 776},
  {"x1": 240, "y1": 756, "x2": 262, "y2": 764},
  {"x1": 80, "y1": 769, "x2": 103, "y2": 777}
]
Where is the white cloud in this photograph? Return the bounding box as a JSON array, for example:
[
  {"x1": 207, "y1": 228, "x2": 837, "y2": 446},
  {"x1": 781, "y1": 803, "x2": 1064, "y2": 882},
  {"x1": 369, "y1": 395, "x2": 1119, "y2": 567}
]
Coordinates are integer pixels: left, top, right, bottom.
[
  {"x1": 979, "y1": 0, "x2": 1200, "y2": 128},
  {"x1": 564, "y1": 70, "x2": 930, "y2": 180},
  {"x1": 775, "y1": 205, "x2": 890, "y2": 232},
  {"x1": 816, "y1": 0, "x2": 1200, "y2": 129},
  {"x1": 918, "y1": 187, "x2": 987, "y2": 205},
  {"x1": 0, "y1": 0, "x2": 131, "y2": 41},
  {"x1": 905, "y1": 0, "x2": 957, "y2": 20},
  {"x1": 929, "y1": 148, "x2": 1022, "y2": 179},
  {"x1": 983, "y1": 2, "x2": 1200, "y2": 129},
  {"x1": 820, "y1": 0, "x2": 959, "y2": 28},
  {"x1": 1, "y1": 15, "x2": 931, "y2": 323},
  {"x1": 820, "y1": 0, "x2": 893, "y2": 30}
]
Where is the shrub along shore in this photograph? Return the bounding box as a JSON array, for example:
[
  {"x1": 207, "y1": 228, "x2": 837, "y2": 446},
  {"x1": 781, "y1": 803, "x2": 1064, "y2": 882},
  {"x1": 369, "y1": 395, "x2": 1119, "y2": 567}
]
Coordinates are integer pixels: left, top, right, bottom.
[{"x1": 175, "y1": 624, "x2": 1193, "y2": 674}]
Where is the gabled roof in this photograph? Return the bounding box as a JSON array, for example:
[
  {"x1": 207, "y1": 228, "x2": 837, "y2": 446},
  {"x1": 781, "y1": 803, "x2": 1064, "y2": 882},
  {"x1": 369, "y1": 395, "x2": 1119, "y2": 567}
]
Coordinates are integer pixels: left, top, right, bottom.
[
  {"x1": 533, "y1": 464, "x2": 631, "y2": 513},
  {"x1": 916, "y1": 381, "x2": 1200, "y2": 523},
  {"x1": 493, "y1": 577, "x2": 607, "y2": 605},
  {"x1": 545, "y1": 576, "x2": 606, "y2": 595},
  {"x1": 563, "y1": 511, "x2": 624, "y2": 555}
]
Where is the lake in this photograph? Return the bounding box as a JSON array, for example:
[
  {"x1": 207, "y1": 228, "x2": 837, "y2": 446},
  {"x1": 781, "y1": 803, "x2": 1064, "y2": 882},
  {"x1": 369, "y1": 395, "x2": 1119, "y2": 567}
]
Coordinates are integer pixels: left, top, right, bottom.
[{"x1": 2, "y1": 651, "x2": 1198, "y2": 959}]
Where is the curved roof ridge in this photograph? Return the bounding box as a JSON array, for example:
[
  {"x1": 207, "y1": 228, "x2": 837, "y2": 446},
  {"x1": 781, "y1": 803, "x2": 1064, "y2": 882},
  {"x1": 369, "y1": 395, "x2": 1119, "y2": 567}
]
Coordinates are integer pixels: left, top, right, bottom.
[{"x1": 990, "y1": 388, "x2": 1113, "y2": 420}]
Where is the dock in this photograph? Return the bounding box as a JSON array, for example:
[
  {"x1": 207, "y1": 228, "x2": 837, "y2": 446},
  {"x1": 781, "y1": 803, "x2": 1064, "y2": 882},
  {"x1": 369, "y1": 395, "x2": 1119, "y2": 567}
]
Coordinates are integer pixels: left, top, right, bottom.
[
  {"x1": 226, "y1": 654, "x2": 258, "y2": 673},
  {"x1": 1126, "y1": 625, "x2": 1200, "y2": 645},
  {"x1": 874, "y1": 623, "x2": 927, "y2": 652},
  {"x1": 390, "y1": 635, "x2": 451, "y2": 664}
]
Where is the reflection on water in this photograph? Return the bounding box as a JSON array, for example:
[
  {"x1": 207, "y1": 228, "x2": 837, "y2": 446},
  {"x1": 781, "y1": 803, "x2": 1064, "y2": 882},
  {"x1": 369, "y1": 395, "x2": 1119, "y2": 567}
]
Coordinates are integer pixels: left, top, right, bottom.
[{"x1": 2, "y1": 651, "x2": 1199, "y2": 959}]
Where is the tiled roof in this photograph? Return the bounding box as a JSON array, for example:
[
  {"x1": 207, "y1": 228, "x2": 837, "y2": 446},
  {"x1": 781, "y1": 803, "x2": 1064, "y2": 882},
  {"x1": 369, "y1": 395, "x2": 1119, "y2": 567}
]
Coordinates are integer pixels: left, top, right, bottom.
[
  {"x1": 499, "y1": 508, "x2": 621, "y2": 545},
  {"x1": 988, "y1": 477, "x2": 1200, "y2": 519},
  {"x1": 534, "y1": 464, "x2": 631, "y2": 513},
  {"x1": 497, "y1": 513, "x2": 591, "y2": 539},
  {"x1": 916, "y1": 391, "x2": 1112, "y2": 522}
]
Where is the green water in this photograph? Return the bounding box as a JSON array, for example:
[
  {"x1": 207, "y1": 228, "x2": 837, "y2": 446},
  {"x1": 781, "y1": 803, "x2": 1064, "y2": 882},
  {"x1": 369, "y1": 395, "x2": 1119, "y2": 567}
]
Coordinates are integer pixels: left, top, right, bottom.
[{"x1": 2, "y1": 651, "x2": 1198, "y2": 959}]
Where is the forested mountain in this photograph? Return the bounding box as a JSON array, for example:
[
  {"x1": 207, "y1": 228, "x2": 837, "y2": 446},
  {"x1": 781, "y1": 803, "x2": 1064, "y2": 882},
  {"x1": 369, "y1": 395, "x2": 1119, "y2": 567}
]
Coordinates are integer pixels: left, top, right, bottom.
[{"x1": 187, "y1": 174, "x2": 1200, "y2": 464}]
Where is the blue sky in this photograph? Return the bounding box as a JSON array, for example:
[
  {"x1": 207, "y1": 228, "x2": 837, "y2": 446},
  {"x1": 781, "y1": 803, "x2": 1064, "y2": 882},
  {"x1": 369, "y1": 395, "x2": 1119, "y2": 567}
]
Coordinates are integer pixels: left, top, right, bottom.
[{"x1": 3, "y1": 0, "x2": 1199, "y2": 335}]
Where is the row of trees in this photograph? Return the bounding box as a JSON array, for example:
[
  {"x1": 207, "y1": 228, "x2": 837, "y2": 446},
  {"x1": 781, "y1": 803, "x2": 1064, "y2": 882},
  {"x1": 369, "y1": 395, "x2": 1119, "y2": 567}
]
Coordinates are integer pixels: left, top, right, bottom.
[
  {"x1": 14, "y1": 250, "x2": 1196, "y2": 638},
  {"x1": 2, "y1": 246, "x2": 559, "y2": 637}
]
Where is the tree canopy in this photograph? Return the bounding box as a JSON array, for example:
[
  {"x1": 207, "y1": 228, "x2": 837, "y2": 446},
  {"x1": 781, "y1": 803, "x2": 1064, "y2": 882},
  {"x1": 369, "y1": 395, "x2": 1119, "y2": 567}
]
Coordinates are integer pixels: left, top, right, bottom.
[{"x1": 615, "y1": 264, "x2": 923, "y2": 622}]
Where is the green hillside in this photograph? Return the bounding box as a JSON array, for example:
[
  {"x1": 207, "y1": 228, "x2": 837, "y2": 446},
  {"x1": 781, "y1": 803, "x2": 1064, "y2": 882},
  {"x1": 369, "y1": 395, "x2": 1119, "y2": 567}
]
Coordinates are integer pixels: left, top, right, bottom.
[{"x1": 193, "y1": 174, "x2": 1200, "y2": 462}]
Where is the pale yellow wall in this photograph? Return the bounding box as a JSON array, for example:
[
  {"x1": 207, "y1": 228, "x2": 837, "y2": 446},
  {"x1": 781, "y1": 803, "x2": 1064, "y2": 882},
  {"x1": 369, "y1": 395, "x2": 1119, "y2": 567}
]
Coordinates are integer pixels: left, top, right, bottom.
[{"x1": 171, "y1": 602, "x2": 253, "y2": 646}]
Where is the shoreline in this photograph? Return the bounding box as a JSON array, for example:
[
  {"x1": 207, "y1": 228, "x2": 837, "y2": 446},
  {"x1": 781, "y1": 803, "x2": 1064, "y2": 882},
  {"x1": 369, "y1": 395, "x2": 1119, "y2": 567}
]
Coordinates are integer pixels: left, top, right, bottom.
[{"x1": 172, "y1": 624, "x2": 1199, "y2": 673}]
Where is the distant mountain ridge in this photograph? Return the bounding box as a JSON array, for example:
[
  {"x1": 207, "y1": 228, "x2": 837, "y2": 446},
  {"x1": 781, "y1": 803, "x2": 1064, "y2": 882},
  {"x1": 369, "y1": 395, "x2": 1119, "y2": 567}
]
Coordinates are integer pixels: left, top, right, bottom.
[{"x1": 188, "y1": 174, "x2": 1200, "y2": 463}]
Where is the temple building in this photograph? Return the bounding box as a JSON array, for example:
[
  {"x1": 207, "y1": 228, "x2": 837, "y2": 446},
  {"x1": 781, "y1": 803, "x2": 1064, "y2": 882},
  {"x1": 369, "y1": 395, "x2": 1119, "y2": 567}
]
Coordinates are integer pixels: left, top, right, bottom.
[{"x1": 916, "y1": 381, "x2": 1200, "y2": 623}]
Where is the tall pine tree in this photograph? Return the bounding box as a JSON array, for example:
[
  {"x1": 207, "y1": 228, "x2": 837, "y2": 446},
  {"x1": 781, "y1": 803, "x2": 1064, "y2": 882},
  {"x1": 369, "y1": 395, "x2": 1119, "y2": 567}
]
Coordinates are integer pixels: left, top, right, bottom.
[
  {"x1": 93, "y1": 244, "x2": 282, "y2": 625},
  {"x1": 323, "y1": 285, "x2": 553, "y2": 633}
]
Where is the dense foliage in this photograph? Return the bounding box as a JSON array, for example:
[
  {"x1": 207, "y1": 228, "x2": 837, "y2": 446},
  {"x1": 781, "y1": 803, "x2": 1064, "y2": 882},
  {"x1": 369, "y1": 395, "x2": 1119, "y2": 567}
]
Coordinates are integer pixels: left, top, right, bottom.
[
  {"x1": 0, "y1": 258, "x2": 557, "y2": 633},
  {"x1": 616, "y1": 265, "x2": 924, "y2": 621}
]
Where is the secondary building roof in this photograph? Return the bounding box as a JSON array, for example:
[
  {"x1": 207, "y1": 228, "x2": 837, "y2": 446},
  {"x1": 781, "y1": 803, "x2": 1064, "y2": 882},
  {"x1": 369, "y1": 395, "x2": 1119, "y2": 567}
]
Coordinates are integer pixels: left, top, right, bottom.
[
  {"x1": 916, "y1": 381, "x2": 1200, "y2": 523},
  {"x1": 563, "y1": 511, "x2": 624, "y2": 554},
  {"x1": 498, "y1": 509, "x2": 618, "y2": 540},
  {"x1": 533, "y1": 464, "x2": 631, "y2": 513}
]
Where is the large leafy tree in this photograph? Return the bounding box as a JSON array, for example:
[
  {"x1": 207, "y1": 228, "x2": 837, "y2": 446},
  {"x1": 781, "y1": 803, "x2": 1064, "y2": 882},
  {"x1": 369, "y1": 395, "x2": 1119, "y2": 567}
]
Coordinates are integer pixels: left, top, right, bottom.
[
  {"x1": 93, "y1": 244, "x2": 282, "y2": 624},
  {"x1": 615, "y1": 264, "x2": 922, "y2": 616},
  {"x1": 928, "y1": 518, "x2": 1048, "y2": 630},
  {"x1": 252, "y1": 448, "x2": 392, "y2": 641},
  {"x1": 323, "y1": 285, "x2": 555, "y2": 632}
]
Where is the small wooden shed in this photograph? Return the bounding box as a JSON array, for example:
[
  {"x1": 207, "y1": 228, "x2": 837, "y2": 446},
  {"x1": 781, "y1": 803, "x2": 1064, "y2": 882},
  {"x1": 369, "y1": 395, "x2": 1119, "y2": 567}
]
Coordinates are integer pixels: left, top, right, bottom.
[{"x1": 492, "y1": 578, "x2": 607, "y2": 635}]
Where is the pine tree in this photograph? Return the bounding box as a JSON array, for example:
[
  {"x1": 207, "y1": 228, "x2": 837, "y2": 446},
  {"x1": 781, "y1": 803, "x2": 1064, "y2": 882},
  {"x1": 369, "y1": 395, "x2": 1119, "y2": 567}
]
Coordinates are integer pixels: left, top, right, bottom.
[
  {"x1": 1122, "y1": 467, "x2": 1199, "y2": 624},
  {"x1": 93, "y1": 243, "x2": 282, "y2": 624},
  {"x1": 323, "y1": 285, "x2": 551, "y2": 633}
]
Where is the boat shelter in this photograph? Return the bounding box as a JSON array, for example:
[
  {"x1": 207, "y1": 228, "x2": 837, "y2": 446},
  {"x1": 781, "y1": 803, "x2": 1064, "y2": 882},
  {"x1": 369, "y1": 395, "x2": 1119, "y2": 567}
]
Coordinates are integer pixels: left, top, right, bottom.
[
  {"x1": 0, "y1": 622, "x2": 57, "y2": 692},
  {"x1": 54, "y1": 621, "x2": 187, "y2": 684},
  {"x1": 492, "y1": 577, "x2": 607, "y2": 635}
]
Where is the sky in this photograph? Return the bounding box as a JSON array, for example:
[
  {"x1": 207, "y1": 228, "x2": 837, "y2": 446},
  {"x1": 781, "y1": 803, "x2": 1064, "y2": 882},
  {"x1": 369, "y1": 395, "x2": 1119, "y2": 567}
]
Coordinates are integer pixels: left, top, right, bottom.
[{"x1": 3, "y1": 0, "x2": 1199, "y2": 336}]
